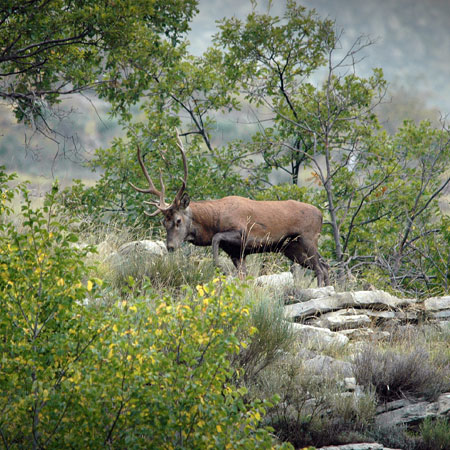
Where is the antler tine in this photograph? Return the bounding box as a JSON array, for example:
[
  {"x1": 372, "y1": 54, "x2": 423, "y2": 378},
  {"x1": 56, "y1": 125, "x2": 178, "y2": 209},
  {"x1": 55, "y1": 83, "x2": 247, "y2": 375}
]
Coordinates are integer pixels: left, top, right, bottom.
[
  {"x1": 129, "y1": 141, "x2": 163, "y2": 197},
  {"x1": 173, "y1": 128, "x2": 189, "y2": 204},
  {"x1": 158, "y1": 169, "x2": 167, "y2": 209}
]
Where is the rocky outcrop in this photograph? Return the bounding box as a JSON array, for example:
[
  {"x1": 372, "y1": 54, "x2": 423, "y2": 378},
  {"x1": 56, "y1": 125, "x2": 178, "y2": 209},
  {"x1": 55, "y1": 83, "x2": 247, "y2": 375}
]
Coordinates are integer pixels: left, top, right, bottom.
[
  {"x1": 276, "y1": 281, "x2": 449, "y2": 333},
  {"x1": 376, "y1": 393, "x2": 450, "y2": 427},
  {"x1": 317, "y1": 444, "x2": 400, "y2": 450}
]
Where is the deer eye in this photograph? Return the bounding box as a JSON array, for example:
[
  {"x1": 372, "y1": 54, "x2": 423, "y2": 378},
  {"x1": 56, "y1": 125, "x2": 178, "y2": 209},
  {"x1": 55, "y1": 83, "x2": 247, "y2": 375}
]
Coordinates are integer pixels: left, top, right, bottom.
[{"x1": 175, "y1": 218, "x2": 182, "y2": 227}]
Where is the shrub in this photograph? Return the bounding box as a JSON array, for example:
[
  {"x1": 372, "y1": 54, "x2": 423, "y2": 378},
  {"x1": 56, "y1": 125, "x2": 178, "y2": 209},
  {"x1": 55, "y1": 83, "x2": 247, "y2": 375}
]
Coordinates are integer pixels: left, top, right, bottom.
[
  {"x1": 105, "y1": 245, "x2": 215, "y2": 293},
  {"x1": 0, "y1": 176, "x2": 99, "y2": 448},
  {"x1": 0, "y1": 172, "x2": 291, "y2": 449},
  {"x1": 252, "y1": 355, "x2": 376, "y2": 448},
  {"x1": 74, "y1": 278, "x2": 292, "y2": 448},
  {"x1": 418, "y1": 417, "x2": 450, "y2": 450},
  {"x1": 353, "y1": 343, "x2": 448, "y2": 401},
  {"x1": 236, "y1": 293, "x2": 297, "y2": 382}
]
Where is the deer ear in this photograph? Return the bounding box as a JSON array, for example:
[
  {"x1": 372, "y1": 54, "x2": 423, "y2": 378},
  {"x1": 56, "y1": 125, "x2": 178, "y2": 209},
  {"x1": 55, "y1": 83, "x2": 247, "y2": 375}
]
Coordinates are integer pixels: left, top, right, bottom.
[{"x1": 180, "y1": 192, "x2": 190, "y2": 209}]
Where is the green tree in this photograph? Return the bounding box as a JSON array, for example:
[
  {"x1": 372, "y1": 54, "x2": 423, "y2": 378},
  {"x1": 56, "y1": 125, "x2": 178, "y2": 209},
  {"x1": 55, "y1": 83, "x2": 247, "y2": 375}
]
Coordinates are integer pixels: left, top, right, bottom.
[{"x1": 0, "y1": 0, "x2": 197, "y2": 132}]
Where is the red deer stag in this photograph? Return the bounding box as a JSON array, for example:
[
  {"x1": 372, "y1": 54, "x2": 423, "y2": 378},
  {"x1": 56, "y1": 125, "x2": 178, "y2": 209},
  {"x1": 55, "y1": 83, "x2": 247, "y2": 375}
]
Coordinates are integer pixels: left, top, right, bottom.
[{"x1": 130, "y1": 131, "x2": 330, "y2": 286}]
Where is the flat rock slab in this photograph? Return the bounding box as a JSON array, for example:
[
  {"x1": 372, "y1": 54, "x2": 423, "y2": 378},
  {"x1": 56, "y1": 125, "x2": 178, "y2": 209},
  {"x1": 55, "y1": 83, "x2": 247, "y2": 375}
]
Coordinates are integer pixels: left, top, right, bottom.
[
  {"x1": 289, "y1": 322, "x2": 349, "y2": 347},
  {"x1": 424, "y1": 296, "x2": 450, "y2": 311},
  {"x1": 285, "y1": 290, "x2": 406, "y2": 320},
  {"x1": 313, "y1": 313, "x2": 372, "y2": 331},
  {"x1": 376, "y1": 392, "x2": 450, "y2": 427},
  {"x1": 318, "y1": 443, "x2": 400, "y2": 450},
  {"x1": 284, "y1": 286, "x2": 336, "y2": 303}
]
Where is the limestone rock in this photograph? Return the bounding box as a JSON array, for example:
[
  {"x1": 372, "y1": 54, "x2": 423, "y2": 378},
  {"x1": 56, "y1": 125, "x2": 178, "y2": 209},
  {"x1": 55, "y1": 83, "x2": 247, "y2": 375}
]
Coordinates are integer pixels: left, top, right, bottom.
[
  {"x1": 317, "y1": 443, "x2": 399, "y2": 450},
  {"x1": 375, "y1": 393, "x2": 450, "y2": 429},
  {"x1": 284, "y1": 285, "x2": 336, "y2": 303},
  {"x1": 313, "y1": 311, "x2": 372, "y2": 331},
  {"x1": 289, "y1": 322, "x2": 349, "y2": 347},
  {"x1": 424, "y1": 296, "x2": 450, "y2": 311},
  {"x1": 302, "y1": 354, "x2": 353, "y2": 378},
  {"x1": 255, "y1": 271, "x2": 294, "y2": 288},
  {"x1": 285, "y1": 290, "x2": 415, "y2": 321},
  {"x1": 118, "y1": 240, "x2": 167, "y2": 257}
]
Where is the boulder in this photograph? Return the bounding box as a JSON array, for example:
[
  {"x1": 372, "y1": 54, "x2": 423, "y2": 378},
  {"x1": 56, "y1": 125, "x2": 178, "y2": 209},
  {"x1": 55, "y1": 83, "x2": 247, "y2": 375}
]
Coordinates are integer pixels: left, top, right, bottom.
[
  {"x1": 376, "y1": 392, "x2": 450, "y2": 427},
  {"x1": 312, "y1": 311, "x2": 372, "y2": 331},
  {"x1": 117, "y1": 240, "x2": 167, "y2": 257},
  {"x1": 255, "y1": 271, "x2": 293, "y2": 288},
  {"x1": 302, "y1": 354, "x2": 353, "y2": 378},
  {"x1": 289, "y1": 322, "x2": 349, "y2": 347}
]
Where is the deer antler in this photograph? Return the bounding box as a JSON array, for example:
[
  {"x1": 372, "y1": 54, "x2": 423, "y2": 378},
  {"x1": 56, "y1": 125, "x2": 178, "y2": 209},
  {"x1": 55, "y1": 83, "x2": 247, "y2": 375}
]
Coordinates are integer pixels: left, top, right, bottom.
[
  {"x1": 173, "y1": 128, "x2": 188, "y2": 206},
  {"x1": 129, "y1": 141, "x2": 169, "y2": 216},
  {"x1": 130, "y1": 130, "x2": 189, "y2": 215}
]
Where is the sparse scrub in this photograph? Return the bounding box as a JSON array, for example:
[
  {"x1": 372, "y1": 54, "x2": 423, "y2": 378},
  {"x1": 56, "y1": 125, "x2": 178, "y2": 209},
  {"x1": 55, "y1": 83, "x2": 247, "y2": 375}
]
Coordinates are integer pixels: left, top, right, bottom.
[
  {"x1": 236, "y1": 291, "x2": 297, "y2": 382},
  {"x1": 418, "y1": 417, "x2": 450, "y2": 450},
  {"x1": 250, "y1": 353, "x2": 376, "y2": 448},
  {"x1": 369, "y1": 424, "x2": 419, "y2": 450},
  {"x1": 353, "y1": 341, "x2": 450, "y2": 401}
]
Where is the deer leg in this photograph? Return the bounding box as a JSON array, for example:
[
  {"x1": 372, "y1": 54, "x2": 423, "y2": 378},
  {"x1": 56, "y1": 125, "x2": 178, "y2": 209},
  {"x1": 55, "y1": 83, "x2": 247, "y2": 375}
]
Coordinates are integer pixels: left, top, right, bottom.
[
  {"x1": 283, "y1": 239, "x2": 327, "y2": 287},
  {"x1": 319, "y1": 254, "x2": 330, "y2": 286},
  {"x1": 211, "y1": 231, "x2": 243, "y2": 267},
  {"x1": 231, "y1": 256, "x2": 247, "y2": 279}
]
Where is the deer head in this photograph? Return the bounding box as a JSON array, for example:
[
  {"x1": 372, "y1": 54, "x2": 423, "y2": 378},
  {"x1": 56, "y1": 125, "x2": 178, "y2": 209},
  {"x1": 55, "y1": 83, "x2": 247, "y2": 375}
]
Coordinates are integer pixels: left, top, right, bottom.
[{"x1": 130, "y1": 130, "x2": 191, "y2": 251}]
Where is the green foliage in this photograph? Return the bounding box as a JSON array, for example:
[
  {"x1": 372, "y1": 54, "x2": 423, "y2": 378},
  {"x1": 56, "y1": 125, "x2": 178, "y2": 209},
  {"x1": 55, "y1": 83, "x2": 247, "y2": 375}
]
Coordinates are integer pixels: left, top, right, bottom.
[
  {"x1": 0, "y1": 174, "x2": 289, "y2": 448},
  {"x1": 0, "y1": 175, "x2": 100, "y2": 448},
  {"x1": 1, "y1": 0, "x2": 198, "y2": 124},
  {"x1": 254, "y1": 184, "x2": 312, "y2": 203},
  {"x1": 418, "y1": 417, "x2": 450, "y2": 450},
  {"x1": 84, "y1": 278, "x2": 287, "y2": 449}
]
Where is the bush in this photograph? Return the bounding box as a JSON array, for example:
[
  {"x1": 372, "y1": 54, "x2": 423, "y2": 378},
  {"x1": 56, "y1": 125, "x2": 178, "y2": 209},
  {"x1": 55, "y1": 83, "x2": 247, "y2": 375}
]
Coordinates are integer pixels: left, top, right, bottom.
[
  {"x1": 0, "y1": 176, "x2": 99, "y2": 448},
  {"x1": 353, "y1": 343, "x2": 449, "y2": 401},
  {"x1": 252, "y1": 355, "x2": 376, "y2": 448},
  {"x1": 106, "y1": 245, "x2": 216, "y2": 293},
  {"x1": 0, "y1": 171, "x2": 291, "y2": 449},
  {"x1": 418, "y1": 417, "x2": 450, "y2": 450},
  {"x1": 236, "y1": 293, "x2": 297, "y2": 382}
]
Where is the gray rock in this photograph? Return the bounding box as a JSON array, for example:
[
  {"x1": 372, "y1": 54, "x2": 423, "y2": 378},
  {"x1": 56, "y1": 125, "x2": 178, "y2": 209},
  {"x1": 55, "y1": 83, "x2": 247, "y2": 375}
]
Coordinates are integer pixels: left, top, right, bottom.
[
  {"x1": 285, "y1": 290, "x2": 417, "y2": 321},
  {"x1": 424, "y1": 296, "x2": 450, "y2": 311},
  {"x1": 317, "y1": 443, "x2": 398, "y2": 450},
  {"x1": 289, "y1": 285, "x2": 336, "y2": 302},
  {"x1": 438, "y1": 392, "x2": 450, "y2": 415},
  {"x1": 255, "y1": 271, "x2": 294, "y2": 288},
  {"x1": 289, "y1": 322, "x2": 349, "y2": 347},
  {"x1": 376, "y1": 400, "x2": 438, "y2": 427},
  {"x1": 118, "y1": 239, "x2": 167, "y2": 257},
  {"x1": 302, "y1": 354, "x2": 353, "y2": 377},
  {"x1": 341, "y1": 328, "x2": 390, "y2": 341},
  {"x1": 313, "y1": 311, "x2": 372, "y2": 331}
]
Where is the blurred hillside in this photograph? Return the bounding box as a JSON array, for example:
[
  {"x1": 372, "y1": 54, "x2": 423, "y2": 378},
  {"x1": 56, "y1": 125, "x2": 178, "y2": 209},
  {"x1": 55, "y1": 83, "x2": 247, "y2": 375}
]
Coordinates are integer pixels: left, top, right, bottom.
[{"x1": 0, "y1": 0, "x2": 448, "y2": 182}]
